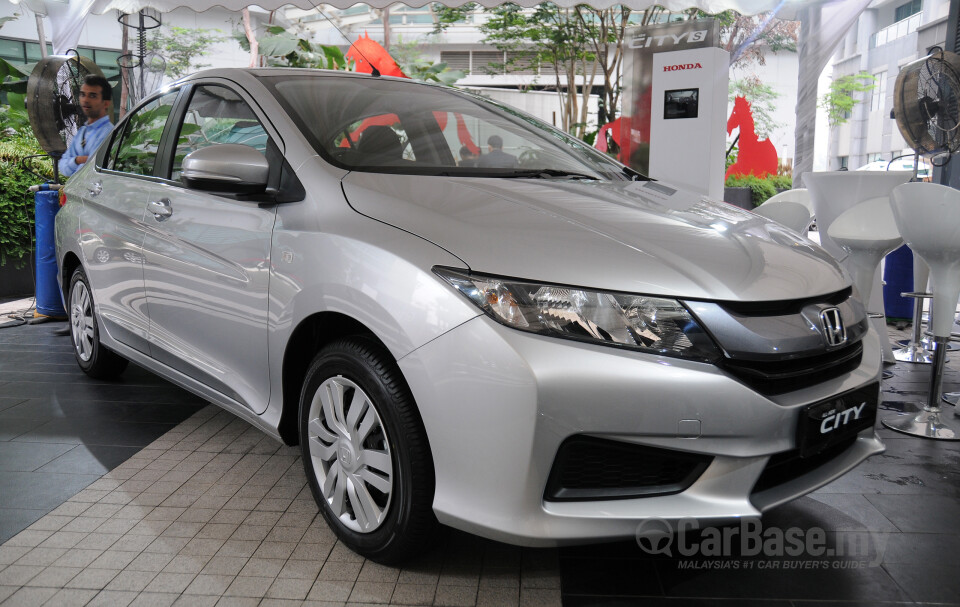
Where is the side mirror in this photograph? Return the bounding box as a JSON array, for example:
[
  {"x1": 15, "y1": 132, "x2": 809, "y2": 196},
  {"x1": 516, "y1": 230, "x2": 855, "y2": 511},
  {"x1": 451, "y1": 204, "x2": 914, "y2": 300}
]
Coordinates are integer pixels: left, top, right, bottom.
[{"x1": 181, "y1": 144, "x2": 269, "y2": 193}]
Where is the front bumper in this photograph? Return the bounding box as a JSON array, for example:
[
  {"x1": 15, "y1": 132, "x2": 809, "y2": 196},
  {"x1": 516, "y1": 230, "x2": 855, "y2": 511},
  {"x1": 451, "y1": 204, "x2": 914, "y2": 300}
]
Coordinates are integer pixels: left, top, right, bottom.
[{"x1": 398, "y1": 315, "x2": 884, "y2": 547}]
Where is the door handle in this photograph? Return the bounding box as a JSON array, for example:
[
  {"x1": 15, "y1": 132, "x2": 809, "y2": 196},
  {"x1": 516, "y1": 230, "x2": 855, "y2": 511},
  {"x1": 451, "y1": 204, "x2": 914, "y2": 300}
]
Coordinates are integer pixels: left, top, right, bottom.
[
  {"x1": 148, "y1": 198, "x2": 173, "y2": 221},
  {"x1": 88, "y1": 181, "x2": 102, "y2": 197}
]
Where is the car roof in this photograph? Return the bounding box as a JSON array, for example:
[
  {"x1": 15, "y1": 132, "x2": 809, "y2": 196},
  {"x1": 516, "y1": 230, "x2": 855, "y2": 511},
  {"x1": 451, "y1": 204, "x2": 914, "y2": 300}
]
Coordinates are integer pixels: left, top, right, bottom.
[{"x1": 178, "y1": 67, "x2": 414, "y2": 84}]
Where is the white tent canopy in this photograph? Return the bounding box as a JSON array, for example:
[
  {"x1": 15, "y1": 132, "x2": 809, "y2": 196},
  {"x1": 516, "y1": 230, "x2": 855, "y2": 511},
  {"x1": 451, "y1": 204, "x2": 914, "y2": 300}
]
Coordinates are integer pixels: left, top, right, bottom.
[
  {"x1": 85, "y1": 0, "x2": 816, "y2": 15},
  {"x1": 10, "y1": 0, "x2": 873, "y2": 185}
]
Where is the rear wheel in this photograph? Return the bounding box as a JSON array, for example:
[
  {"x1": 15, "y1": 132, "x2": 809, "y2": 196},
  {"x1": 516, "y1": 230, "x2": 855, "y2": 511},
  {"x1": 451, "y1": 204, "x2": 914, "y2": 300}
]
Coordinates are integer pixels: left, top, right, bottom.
[
  {"x1": 299, "y1": 337, "x2": 435, "y2": 564},
  {"x1": 68, "y1": 267, "x2": 128, "y2": 379}
]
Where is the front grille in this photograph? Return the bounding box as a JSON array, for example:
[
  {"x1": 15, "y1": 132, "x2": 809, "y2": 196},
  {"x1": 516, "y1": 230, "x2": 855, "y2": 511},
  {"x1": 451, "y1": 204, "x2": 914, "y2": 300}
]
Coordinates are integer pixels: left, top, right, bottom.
[
  {"x1": 720, "y1": 287, "x2": 852, "y2": 317},
  {"x1": 544, "y1": 436, "x2": 712, "y2": 502},
  {"x1": 719, "y1": 342, "x2": 863, "y2": 395},
  {"x1": 752, "y1": 436, "x2": 857, "y2": 495}
]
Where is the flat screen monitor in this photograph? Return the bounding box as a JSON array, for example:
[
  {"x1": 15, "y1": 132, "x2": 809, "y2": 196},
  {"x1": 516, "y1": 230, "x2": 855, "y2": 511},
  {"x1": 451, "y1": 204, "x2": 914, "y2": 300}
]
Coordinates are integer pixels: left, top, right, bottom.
[{"x1": 664, "y1": 88, "x2": 699, "y2": 119}]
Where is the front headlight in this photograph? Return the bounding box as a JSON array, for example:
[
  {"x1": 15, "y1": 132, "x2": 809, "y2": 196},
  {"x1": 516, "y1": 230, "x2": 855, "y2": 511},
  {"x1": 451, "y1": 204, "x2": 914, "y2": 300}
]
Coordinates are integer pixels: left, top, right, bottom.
[{"x1": 434, "y1": 267, "x2": 721, "y2": 362}]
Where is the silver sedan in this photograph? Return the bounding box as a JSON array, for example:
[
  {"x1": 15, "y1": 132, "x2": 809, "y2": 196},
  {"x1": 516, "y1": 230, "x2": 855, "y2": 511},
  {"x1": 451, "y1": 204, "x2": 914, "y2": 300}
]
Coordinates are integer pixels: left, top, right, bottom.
[{"x1": 55, "y1": 68, "x2": 883, "y2": 563}]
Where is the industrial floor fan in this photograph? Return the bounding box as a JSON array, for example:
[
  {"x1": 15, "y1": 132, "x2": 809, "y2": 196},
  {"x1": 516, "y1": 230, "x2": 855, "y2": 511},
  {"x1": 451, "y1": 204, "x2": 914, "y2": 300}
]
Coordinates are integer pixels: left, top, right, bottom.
[
  {"x1": 25, "y1": 52, "x2": 105, "y2": 182},
  {"x1": 893, "y1": 46, "x2": 960, "y2": 177}
]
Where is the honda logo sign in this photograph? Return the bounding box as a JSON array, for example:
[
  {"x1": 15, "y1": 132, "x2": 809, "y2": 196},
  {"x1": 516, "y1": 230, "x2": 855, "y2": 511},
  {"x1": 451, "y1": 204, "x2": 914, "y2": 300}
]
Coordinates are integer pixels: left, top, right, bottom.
[{"x1": 819, "y1": 307, "x2": 847, "y2": 347}]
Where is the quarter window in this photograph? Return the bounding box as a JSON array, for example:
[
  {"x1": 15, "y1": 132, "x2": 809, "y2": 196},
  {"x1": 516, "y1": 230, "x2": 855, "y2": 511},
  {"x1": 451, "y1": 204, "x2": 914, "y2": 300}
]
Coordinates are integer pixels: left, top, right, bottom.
[
  {"x1": 171, "y1": 85, "x2": 269, "y2": 181},
  {"x1": 107, "y1": 91, "x2": 178, "y2": 176}
]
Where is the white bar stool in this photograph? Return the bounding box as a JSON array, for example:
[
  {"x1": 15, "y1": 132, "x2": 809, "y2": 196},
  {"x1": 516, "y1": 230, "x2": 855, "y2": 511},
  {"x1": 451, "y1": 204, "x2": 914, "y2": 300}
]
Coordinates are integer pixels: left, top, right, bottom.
[
  {"x1": 752, "y1": 189, "x2": 814, "y2": 235},
  {"x1": 827, "y1": 196, "x2": 903, "y2": 338},
  {"x1": 804, "y1": 171, "x2": 913, "y2": 363},
  {"x1": 882, "y1": 182, "x2": 960, "y2": 440}
]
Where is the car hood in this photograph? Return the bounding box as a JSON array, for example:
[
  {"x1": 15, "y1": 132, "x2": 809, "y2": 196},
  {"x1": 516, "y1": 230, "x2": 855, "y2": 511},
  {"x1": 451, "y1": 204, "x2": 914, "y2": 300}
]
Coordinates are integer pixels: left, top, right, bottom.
[{"x1": 340, "y1": 173, "x2": 848, "y2": 302}]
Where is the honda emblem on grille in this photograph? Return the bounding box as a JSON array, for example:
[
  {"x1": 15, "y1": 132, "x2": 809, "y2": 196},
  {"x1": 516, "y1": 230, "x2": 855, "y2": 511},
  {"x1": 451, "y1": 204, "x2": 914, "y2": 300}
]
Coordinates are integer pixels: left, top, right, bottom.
[{"x1": 819, "y1": 307, "x2": 847, "y2": 347}]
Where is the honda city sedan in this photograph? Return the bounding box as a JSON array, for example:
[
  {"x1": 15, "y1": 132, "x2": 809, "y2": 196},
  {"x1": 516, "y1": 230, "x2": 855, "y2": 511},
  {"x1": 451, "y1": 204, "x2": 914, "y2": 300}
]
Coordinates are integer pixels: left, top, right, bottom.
[{"x1": 55, "y1": 68, "x2": 883, "y2": 563}]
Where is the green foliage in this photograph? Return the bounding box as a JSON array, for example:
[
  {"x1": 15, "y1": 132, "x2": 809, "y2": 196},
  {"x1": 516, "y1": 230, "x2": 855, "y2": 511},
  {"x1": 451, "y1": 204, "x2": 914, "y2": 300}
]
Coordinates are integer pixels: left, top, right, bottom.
[
  {"x1": 819, "y1": 71, "x2": 876, "y2": 126},
  {"x1": 480, "y1": 3, "x2": 599, "y2": 137},
  {"x1": 0, "y1": 132, "x2": 51, "y2": 268},
  {"x1": 724, "y1": 174, "x2": 789, "y2": 207},
  {"x1": 147, "y1": 26, "x2": 227, "y2": 79},
  {"x1": 431, "y1": 3, "x2": 477, "y2": 33},
  {"x1": 258, "y1": 26, "x2": 352, "y2": 70},
  {"x1": 725, "y1": 143, "x2": 737, "y2": 170},
  {"x1": 729, "y1": 76, "x2": 782, "y2": 140},
  {"x1": 0, "y1": 57, "x2": 28, "y2": 99},
  {"x1": 0, "y1": 92, "x2": 31, "y2": 133},
  {"x1": 389, "y1": 37, "x2": 464, "y2": 85}
]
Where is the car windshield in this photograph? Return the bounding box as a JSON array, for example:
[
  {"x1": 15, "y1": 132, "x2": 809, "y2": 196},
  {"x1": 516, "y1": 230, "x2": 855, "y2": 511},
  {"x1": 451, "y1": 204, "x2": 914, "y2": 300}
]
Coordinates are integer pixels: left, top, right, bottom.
[{"x1": 259, "y1": 74, "x2": 638, "y2": 181}]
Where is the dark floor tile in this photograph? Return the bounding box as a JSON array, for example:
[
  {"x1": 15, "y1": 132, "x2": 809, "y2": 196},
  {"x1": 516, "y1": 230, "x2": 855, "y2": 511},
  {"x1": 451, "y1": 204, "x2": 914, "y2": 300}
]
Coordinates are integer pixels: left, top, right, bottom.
[
  {"x1": 0, "y1": 398, "x2": 201, "y2": 424},
  {"x1": 0, "y1": 380, "x2": 206, "y2": 405},
  {"x1": 0, "y1": 508, "x2": 47, "y2": 544},
  {"x1": 2, "y1": 364, "x2": 172, "y2": 387},
  {"x1": 0, "y1": 362, "x2": 77, "y2": 373},
  {"x1": 562, "y1": 540, "x2": 658, "y2": 561},
  {"x1": 870, "y1": 436, "x2": 960, "y2": 467},
  {"x1": 883, "y1": 562, "x2": 960, "y2": 603},
  {"x1": 11, "y1": 417, "x2": 179, "y2": 447},
  {"x1": 0, "y1": 441, "x2": 74, "y2": 472},
  {"x1": 655, "y1": 559, "x2": 909, "y2": 602},
  {"x1": 565, "y1": 599, "x2": 792, "y2": 607},
  {"x1": 788, "y1": 602, "x2": 932, "y2": 607},
  {"x1": 864, "y1": 494, "x2": 960, "y2": 533},
  {"x1": 0, "y1": 471, "x2": 100, "y2": 510},
  {"x1": 561, "y1": 557, "x2": 662, "y2": 597},
  {"x1": 0, "y1": 397, "x2": 28, "y2": 413},
  {"x1": 36, "y1": 444, "x2": 142, "y2": 475},
  {"x1": 766, "y1": 494, "x2": 898, "y2": 533},
  {"x1": 879, "y1": 532, "x2": 960, "y2": 564},
  {"x1": 816, "y1": 461, "x2": 960, "y2": 497},
  {"x1": 0, "y1": 417, "x2": 48, "y2": 441}
]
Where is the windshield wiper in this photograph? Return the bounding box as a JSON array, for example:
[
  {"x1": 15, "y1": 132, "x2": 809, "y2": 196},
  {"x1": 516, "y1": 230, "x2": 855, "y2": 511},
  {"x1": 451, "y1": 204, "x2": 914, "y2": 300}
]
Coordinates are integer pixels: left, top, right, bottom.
[
  {"x1": 500, "y1": 169, "x2": 599, "y2": 180},
  {"x1": 622, "y1": 167, "x2": 653, "y2": 181}
]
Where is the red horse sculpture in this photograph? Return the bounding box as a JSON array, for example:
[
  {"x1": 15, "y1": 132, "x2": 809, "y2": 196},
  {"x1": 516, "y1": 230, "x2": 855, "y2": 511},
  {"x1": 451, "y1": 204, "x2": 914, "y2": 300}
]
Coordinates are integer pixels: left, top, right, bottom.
[{"x1": 725, "y1": 96, "x2": 777, "y2": 179}]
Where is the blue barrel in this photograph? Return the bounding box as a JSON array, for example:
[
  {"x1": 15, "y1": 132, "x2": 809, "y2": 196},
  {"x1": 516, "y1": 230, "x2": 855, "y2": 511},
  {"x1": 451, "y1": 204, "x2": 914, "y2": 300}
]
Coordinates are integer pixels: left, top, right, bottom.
[
  {"x1": 883, "y1": 244, "x2": 914, "y2": 321},
  {"x1": 35, "y1": 190, "x2": 66, "y2": 317}
]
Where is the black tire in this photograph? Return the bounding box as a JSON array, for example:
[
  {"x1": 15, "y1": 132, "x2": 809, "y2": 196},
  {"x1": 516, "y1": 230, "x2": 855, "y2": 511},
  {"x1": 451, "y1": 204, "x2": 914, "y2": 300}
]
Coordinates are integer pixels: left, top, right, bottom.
[
  {"x1": 299, "y1": 336, "x2": 436, "y2": 564},
  {"x1": 67, "y1": 267, "x2": 128, "y2": 379}
]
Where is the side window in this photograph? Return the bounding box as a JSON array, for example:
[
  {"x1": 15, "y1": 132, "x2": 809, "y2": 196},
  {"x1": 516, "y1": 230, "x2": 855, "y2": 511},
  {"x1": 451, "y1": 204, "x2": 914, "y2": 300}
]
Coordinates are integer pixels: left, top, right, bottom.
[
  {"x1": 108, "y1": 91, "x2": 178, "y2": 176},
  {"x1": 171, "y1": 85, "x2": 268, "y2": 181}
]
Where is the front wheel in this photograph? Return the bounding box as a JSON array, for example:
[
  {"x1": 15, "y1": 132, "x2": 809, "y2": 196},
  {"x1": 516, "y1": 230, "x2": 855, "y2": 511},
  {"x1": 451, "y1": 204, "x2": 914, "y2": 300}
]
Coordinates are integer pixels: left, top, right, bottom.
[
  {"x1": 68, "y1": 267, "x2": 128, "y2": 379},
  {"x1": 299, "y1": 337, "x2": 435, "y2": 564}
]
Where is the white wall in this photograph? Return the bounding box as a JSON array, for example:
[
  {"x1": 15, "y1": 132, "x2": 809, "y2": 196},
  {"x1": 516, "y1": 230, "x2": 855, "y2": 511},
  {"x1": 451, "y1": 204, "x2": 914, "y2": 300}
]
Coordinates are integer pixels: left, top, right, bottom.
[
  {"x1": 728, "y1": 50, "x2": 799, "y2": 164},
  {"x1": 464, "y1": 86, "x2": 600, "y2": 132}
]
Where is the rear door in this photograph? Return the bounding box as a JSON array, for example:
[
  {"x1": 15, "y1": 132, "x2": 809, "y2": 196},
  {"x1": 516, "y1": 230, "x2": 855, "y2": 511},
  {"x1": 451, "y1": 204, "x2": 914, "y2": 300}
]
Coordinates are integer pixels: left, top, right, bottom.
[
  {"x1": 140, "y1": 82, "x2": 277, "y2": 413},
  {"x1": 80, "y1": 90, "x2": 180, "y2": 353}
]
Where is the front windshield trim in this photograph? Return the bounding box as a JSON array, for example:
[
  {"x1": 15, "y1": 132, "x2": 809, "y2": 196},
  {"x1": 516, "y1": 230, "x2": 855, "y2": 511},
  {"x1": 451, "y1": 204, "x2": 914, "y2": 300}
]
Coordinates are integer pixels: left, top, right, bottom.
[{"x1": 256, "y1": 73, "x2": 643, "y2": 182}]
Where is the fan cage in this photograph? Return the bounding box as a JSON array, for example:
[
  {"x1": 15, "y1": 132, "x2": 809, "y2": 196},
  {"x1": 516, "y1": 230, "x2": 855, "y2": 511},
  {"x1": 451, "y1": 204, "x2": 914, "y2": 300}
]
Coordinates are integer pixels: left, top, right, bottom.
[{"x1": 893, "y1": 48, "x2": 960, "y2": 161}]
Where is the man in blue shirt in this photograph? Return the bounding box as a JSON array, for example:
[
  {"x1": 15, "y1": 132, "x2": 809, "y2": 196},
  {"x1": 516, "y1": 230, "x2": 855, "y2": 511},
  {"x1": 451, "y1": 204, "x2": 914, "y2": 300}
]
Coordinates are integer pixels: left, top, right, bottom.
[{"x1": 58, "y1": 75, "x2": 113, "y2": 178}]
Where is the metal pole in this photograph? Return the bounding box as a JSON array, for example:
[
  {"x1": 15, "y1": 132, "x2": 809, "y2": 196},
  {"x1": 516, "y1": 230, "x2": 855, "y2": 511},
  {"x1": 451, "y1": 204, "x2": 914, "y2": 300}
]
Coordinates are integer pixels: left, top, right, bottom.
[{"x1": 35, "y1": 14, "x2": 48, "y2": 58}]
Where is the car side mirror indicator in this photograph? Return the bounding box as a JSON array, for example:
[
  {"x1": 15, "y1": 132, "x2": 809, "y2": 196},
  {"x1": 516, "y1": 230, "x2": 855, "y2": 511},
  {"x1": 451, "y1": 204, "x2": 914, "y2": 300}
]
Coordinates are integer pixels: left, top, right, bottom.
[{"x1": 181, "y1": 144, "x2": 270, "y2": 194}]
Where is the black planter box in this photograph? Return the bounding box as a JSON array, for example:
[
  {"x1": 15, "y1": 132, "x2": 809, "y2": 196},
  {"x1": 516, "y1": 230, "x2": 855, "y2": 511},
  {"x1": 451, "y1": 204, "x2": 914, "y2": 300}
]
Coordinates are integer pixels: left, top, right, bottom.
[
  {"x1": 723, "y1": 187, "x2": 754, "y2": 210},
  {"x1": 0, "y1": 262, "x2": 34, "y2": 298}
]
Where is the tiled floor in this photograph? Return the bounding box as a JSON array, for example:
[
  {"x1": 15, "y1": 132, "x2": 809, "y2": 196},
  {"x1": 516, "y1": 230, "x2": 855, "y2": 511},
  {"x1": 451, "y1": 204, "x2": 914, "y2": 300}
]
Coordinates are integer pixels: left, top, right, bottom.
[
  {"x1": 1, "y1": 299, "x2": 959, "y2": 606},
  {"x1": 0, "y1": 300, "x2": 207, "y2": 545}
]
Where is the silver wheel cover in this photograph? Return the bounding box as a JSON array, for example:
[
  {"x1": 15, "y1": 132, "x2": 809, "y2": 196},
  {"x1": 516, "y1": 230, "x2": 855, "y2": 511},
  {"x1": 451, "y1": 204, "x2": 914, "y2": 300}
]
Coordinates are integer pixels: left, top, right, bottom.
[
  {"x1": 307, "y1": 376, "x2": 394, "y2": 533},
  {"x1": 70, "y1": 280, "x2": 95, "y2": 362}
]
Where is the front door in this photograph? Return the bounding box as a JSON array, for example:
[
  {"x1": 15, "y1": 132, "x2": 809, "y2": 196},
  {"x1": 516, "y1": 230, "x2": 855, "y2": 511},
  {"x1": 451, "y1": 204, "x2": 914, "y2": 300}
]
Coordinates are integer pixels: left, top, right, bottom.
[{"x1": 141, "y1": 84, "x2": 276, "y2": 413}]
